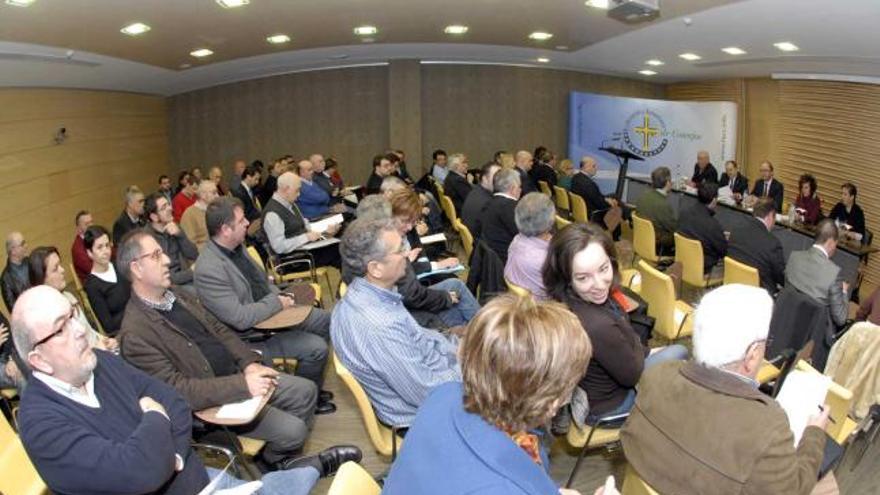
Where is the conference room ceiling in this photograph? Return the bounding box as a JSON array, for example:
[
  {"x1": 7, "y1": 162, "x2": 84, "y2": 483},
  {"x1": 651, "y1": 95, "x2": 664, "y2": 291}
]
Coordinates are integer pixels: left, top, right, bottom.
[{"x1": 0, "y1": 0, "x2": 878, "y2": 95}]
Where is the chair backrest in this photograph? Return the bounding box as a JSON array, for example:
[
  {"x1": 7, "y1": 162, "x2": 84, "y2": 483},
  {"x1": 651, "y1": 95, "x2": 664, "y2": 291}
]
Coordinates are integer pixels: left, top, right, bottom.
[
  {"x1": 332, "y1": 353, "x2": 400, "y2": 457},
  {"x1": 438, "y1": 194, "x2": 458, "y2": 224},
  {"x1": 723, "y1": 256, "x2": 760, "y2": 287},
  {"x1": 569, "y1": 192, "x2": 589, "y2": 223},
  {"x1": 338, "y1": 281, "x2": 348, "y2": 297},
  {"x1": 433, "y1": 181, "x2": 445, "y2": 198},
  {"x1": 246, "y1": 246, "x2": 265, "y2": 270},
  {"x1": 674, "y1": 233, "x2": 706, "y2": 287},
  {"x1": 327, "y1": 461, "x2": 381, "y2": 495},
  {"x1": 795, "y1": 360, "x2": 854, "y2": 442},
  {"x1": 637, "y1": 260, "x2": 676, "y2": 339},
  {"x1": 454, "y1": 220, "x2": 474, "y2": 259},
  {"x1": 553, "y1": 186, "x2": 570, "y2": 211},
  {"x1": 632, "y1": 213, "x2": 658, "y2": 263},
  {"x1": 555, "y1": 215, "x2": 572, "y2": 230},
  {"x1": 538, "y1": 180, "x2": 552, "y2": 197},
  {"x1": 621, "y1": 464, "x2": 660, "y2": 495},
  {"x1": 505, "y1": 278, "x2": 532, "y2": 298},
  {"x1": 0, "y1": 412, "x2": 48, "y2": 495}
]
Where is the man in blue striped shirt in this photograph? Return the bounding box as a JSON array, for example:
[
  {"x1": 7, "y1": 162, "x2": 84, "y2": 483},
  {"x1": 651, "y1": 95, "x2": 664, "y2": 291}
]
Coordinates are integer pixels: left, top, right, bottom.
[{"x1": 331, "y1": 219, "x2": 461, "y2": 427}]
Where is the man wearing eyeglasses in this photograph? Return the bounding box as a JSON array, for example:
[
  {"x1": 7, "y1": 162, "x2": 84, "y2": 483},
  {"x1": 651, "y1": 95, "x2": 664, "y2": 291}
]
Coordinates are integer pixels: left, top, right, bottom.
[
  {"x1": 12, "y1": 285, "x2": 352, "y2": 495},
  {"x1": 621, "y1": 284, "x2": 836, "y2": 495},
  {"x1": 117, "y1": 230, "x2": 360, "y2": 473},
  {"x1": 144, "y1": 193, "x2": 199, "y2": 295}
]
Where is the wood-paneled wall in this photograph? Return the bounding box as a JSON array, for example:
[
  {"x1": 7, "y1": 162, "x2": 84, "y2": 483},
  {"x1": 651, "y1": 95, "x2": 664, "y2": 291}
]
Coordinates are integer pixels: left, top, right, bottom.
[
  {"x1": 420, "y1": 65, "x2": 663, "y2": 174},
  {"x1": 167, "y1": 64, "x2": 663, "y2": 184},
  {"x1": 0, "y1": 89, "x2": 169, "y2": 296},
  {"x1": 168, "y1": 66, "x2": 390, "y2": 188}
]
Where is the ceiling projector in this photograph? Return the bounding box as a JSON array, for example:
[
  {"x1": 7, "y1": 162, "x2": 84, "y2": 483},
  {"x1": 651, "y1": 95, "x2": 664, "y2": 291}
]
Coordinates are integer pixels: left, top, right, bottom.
[{"x1": 608, "y1": 0, "x2": 660, "y2": 23}]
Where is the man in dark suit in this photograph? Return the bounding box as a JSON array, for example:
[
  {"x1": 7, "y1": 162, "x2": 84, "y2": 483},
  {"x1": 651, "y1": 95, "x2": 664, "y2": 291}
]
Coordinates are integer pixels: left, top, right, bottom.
[
  {"x1": 514, "y1": 150, "x2": 537, "y2": 195},
  {"x1": 365, "y1": 154, "x2": 394, "y2": 195},
  {"x1": 785, "y1": 219, "x2": 850, "y2": 327},
  {"x1": 112, "y1": 185, "x2": 146, "y2": 245},
  {"x1": 480, "y1": 168, "x2": 521, "y2": 263},
  {"x1": 688, "y1": 150, "x2": 719, "y2": 187},
  {"x1": 231, "y1": 163, "x2": 262, "y2": 221},
  {"x1": 678, "y1": 182, "x2": 727, "y2": 274},
  {"x1": 751, "y1": 160, "x2": 784, "y2": 212},
  {"x1": 1, "y1": 231, "x2": 29, "y2": 313},
  {"x1": 529, "y1": 149, "x2": 557, "y2": 190},
  {"x1": 461, "y1": 161, "x2": 500, "y2": 240},
  {"x1": 719, "y1": 159, "x2": 749, "y2": 200},
  {"x1": 571, "y1": 156, "x2": 616, "y2": 218},
  {"x1": 727, "y1": 198, "x2": 785, "y2": 295},
  {"x1": 442, "y1": 153, "x2": 473, "y2": 216}
]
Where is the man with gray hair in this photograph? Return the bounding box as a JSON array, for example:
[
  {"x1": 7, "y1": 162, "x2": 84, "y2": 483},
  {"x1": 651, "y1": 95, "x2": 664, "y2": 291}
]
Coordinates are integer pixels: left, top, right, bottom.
[
  {"x1": 621, "y1": 284, "x2": 834, "y2": 495},
  {"x1": 504, "y1": 192, "x2": 555, "y2": 299},
  {"x1": 112, "y1": 185, "x2": 146, "y2": 245},
  {"x1": 481, "y1": 168, "x2": 521, "y2": 262},
  {"x1": 442, "y1": 153, "x2": 472, "y2": 216},
  {"x1": 1, "y1": 231, "x2": 29, "y2": 312},
  {"x1": 355, "y1": 194, "x2": 392, "y2": 221},
  {"x1": 332, "y1": 219, "x2": 461, "y2": 427}
]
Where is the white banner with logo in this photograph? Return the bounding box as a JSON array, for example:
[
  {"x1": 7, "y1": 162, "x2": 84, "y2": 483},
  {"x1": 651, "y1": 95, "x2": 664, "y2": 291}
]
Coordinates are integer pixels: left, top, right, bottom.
[{"x1": 567, "y1": 92, "x2": 737, "y2": 193}]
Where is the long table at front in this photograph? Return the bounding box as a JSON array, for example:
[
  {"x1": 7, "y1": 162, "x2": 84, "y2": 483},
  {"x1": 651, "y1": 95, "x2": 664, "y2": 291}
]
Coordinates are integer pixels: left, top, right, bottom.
[{"x1": 622, "y1": 176, "x2": 872, "y2": 287}]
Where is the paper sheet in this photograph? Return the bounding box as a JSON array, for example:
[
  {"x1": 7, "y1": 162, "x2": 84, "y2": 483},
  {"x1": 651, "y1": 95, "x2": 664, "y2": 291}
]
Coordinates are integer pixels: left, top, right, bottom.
[
  {"x1": 299, "y1": 237, "x2": 341, "y2": 250},
  {"x1": 309, "y1": 214, "x2": 344, "y2": 233},
  {"x1": 416, "y1": 264, "x2": 465, "y2": 280},
  {"x1": 775, "y1": 369, "x2": 832, "y2": 446},
  {"x1": 419, "y1": 233, "x2": 447, "y2": 245},
  {"x1": 215, "y1": 395, "x2": 263, "y2": 421}
]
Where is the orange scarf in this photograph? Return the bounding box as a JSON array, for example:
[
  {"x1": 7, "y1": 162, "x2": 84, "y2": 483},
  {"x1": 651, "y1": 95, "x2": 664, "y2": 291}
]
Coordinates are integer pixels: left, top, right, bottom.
[
  {"x1": 610, "y1": 287, "x2": 632, "y2": 312},
  {"x1": 507, "y1": 431, "x2": 543, "y2": 465}
]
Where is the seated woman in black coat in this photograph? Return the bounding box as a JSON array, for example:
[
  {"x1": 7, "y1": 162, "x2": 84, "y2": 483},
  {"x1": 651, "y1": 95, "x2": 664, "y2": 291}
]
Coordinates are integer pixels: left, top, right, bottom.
[
  {"x1": 83, "y1": 225, "x2": 130, "y2": 335},
  {"x1": 543, "y1": 223, "x2": 687, "y2": 424}
]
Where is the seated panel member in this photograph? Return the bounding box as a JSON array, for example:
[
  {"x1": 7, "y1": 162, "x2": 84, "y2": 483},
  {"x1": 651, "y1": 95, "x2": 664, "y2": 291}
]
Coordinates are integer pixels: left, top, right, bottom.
[
  {"x1": 12, "y1": 286, "x2": 339, "y2": 495},
  {"x1": 195, "y1": 197, "x2": 336, "y2": 413},
  {"x1": 688, "y1": 150, "x2": 718, "y2": 187},
  {"x1": 118, "y1": 230, "x2": 361, "y2": 471},
  {"x1": 795, "y1": 173, "x2": 823, "y2": 225},
  {"x1": 635, "y1": 166, "x2": 677, "y2": 252},
  {"x1": 262, "y1": 171, "x2": 341, "y2": 268},
  {"x1": 481, "y1": 168, "x2": 522, "y2": 263},
  {"x1": 442, "y1": 153, "x2": 473, "y2": 216},
  {"x1": 719, "y1": 159, "x2": 749, "y2": 199},
  {"x1": 332, "y1": 219, "x2": 461, "y2": 427},
  {"x1": 829, "y1": 182, "x2": 866, "y2": 240},
  {"x1": 677, "y1": 182, "x2": 727, "y2": 274},
  {"x1": 751, "y1": 160, "x2": 784, "y2": 212},
  {"x1": 621, "y1": 284, "x2": 835, "y2": 495},
  {"x1": 785, "y1": 219, "x2": 850, "y2": 327},
  {"x1": 727, "y1": 199, "x2": 785, "y2": 295},
  {"x1": 384, "y1": 295, "x2": 617, "y2": 495}
]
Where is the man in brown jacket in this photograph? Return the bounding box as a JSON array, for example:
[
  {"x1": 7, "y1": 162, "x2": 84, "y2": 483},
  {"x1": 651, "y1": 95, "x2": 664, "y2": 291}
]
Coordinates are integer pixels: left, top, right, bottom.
[
  {"x1": 621, "y1": 284, "x2": 836, "y2": 495},
  {"x1": 116, "y1": 230, "x2": 360, "y2": 472}
]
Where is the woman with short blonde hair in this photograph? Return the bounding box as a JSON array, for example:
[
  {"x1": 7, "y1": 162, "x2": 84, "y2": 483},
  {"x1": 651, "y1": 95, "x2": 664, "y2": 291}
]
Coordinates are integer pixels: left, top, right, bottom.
[{"x1": 383, "y1": 295, "x2": 606, "y2": 494}]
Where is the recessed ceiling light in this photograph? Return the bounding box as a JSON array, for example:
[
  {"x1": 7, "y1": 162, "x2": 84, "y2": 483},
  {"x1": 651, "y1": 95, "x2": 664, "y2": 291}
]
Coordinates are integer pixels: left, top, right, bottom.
[
  {"x1": 774, "y1": 41, "x2": 799, "y2": 52},
  {"x1": 645, "y1": 59, "x2": 664, "y2": 66},
  {"x1": 215, "y1": 0, "x2": 249, "y2": 8},
  {"x1": 444, "y1": 25, "x2": 468, "y2": 35},
  {"x1": 722, "y1": 46, "x2": 746, "y2": 55},
  {"x1": 585, "y1": 0, "x2": 610, "y2": 8},
  {"x1": 679, "y1": 52, "x2": 701, "y2": 61},
  {"x1": 528, "y1": 31, "x2": 553, "y2": 41},
  {"x1": 190, "y1": 48, "x2": 214, "y2": 58},
  {"x1": 266, "y1": 34, "x2": 291, "y2": 44},
  {"x1": 120, "y1": 22, "x2": 151, "y2": 36},
  {"x1": 5, "y1": 0, "x2": 35, "y2": 5},
  {"x1": 639, "y1": 70, "x2": 657, "y2": 76},
  {"x1": 354, "y1": 25, "x2": 378, "y2": 36},
  {"x1": 537, "y1": 57, "x2": 550, "y2": 63}
]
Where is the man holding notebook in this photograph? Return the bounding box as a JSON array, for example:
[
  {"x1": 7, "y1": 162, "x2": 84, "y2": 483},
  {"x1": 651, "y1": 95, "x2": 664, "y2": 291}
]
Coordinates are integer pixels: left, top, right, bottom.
[
  {"x1": 621, "y1": 284, "x2": 837, "y2": 495},
  {"x1": 117, "y1": 229, "x2": 359, "y2": 473}
]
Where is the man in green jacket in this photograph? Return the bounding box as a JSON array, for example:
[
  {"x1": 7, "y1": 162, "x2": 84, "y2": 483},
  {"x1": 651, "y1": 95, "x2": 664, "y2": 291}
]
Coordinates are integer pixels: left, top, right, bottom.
[{"x1": 635, "y1": 166, "x2": 677, "y2": 252}]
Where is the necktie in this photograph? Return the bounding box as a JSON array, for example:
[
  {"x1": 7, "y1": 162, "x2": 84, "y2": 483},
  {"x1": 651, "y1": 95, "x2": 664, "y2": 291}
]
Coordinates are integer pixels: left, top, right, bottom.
[{"x1": 763, "y1": 181, "x2": 769, "y2": 197}]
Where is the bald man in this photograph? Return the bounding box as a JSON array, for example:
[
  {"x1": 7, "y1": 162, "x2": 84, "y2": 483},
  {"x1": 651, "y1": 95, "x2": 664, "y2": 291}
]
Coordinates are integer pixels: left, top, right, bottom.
[
  {"x1": 514, "y1": 150, "x2": 537, "y2": 194},
  {"x1": 295, "y1": 160, "x2": 345, "y2": 220},
  {"x1": 2, "y1": 231, "x2": 30, "y2": 312},
  {"x1": 689, "y1": 150, "x2": 718, "y2": 187}
]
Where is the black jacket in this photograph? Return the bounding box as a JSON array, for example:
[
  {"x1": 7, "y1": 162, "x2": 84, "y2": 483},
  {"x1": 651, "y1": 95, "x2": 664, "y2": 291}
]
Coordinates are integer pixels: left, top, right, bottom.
[
  {"x1": 571, "y1": 173, "x2": 608, "y2": 216},
  {"x1": 677, "y1": 203, "x2": 727, "y2": 273},
  {"x1": 751, "y1": 179, "x2": 785, "y2": 212},
  {"x1": 466, "y1": 240, "x2": 506, "y2": 305},
  {"x1": 461, "y1": 186, "x2": 492, "y2": 240},
  {"x1": 727, "y1": 216, "x2": 785, "y2": 294},
  {"x1": 529, "y1": 163, "x2": 557, "y2": 190},
  {"x1": 443, "y1": 172, "x2": 472, "y2": 216},
  {"x1": 365, "y1": 172, "x2": 383, "y2": 195},
  {"x1": 480, "y1": 195, "x2": 519, "y2": 263},
  {"x1": 768, "y1": 286, "x2": 834, "y2": 370},
  {"x1": 0, "y1": 260, "x2": 29, "y2": 313},
  {"x1": 517, "y1": 167, "x2": 537, "y2": 195},
  {"x1": 231, "y1": 183, "x2": 261, "y2": 221},
  {"x1": 719, "y1": 173, "x2": 749, "y2": 196},
  {"x1": 112, "y1": 211, "x2": 146, "y2": 245},
  {"x1": 691, "y1": 163, "x2": 719, "y2": 185}
]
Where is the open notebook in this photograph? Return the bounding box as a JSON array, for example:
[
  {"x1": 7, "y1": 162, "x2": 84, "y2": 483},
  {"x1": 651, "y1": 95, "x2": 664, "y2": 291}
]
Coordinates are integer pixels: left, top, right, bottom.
[{"x1": 775, "y1": 369, "x2": 832, "y2": 446}]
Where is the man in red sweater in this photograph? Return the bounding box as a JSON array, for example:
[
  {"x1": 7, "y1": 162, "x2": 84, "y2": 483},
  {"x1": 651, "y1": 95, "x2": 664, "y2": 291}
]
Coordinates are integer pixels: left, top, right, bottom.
[
  {"x1": 172, "y1": 175, "x2": 198, "y2": 223},
  {"x1": 70, "y1": 210, "x2": 94, "y2": 283}
]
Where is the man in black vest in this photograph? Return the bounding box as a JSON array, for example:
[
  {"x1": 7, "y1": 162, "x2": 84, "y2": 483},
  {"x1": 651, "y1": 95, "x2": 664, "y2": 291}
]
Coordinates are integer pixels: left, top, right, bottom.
[{"x1": 262, "y1": 172, "x2": 341, "y2": 269}]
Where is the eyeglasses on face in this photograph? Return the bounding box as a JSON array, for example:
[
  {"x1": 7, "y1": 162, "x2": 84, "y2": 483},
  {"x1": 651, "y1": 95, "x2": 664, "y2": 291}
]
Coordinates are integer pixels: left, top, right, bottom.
[
  {"x1": 135, "y1": 248, "x2": 165, "y2": 263},
  {"x1": 31, "y1": 305, "x2": 80, "y2": 350}
]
